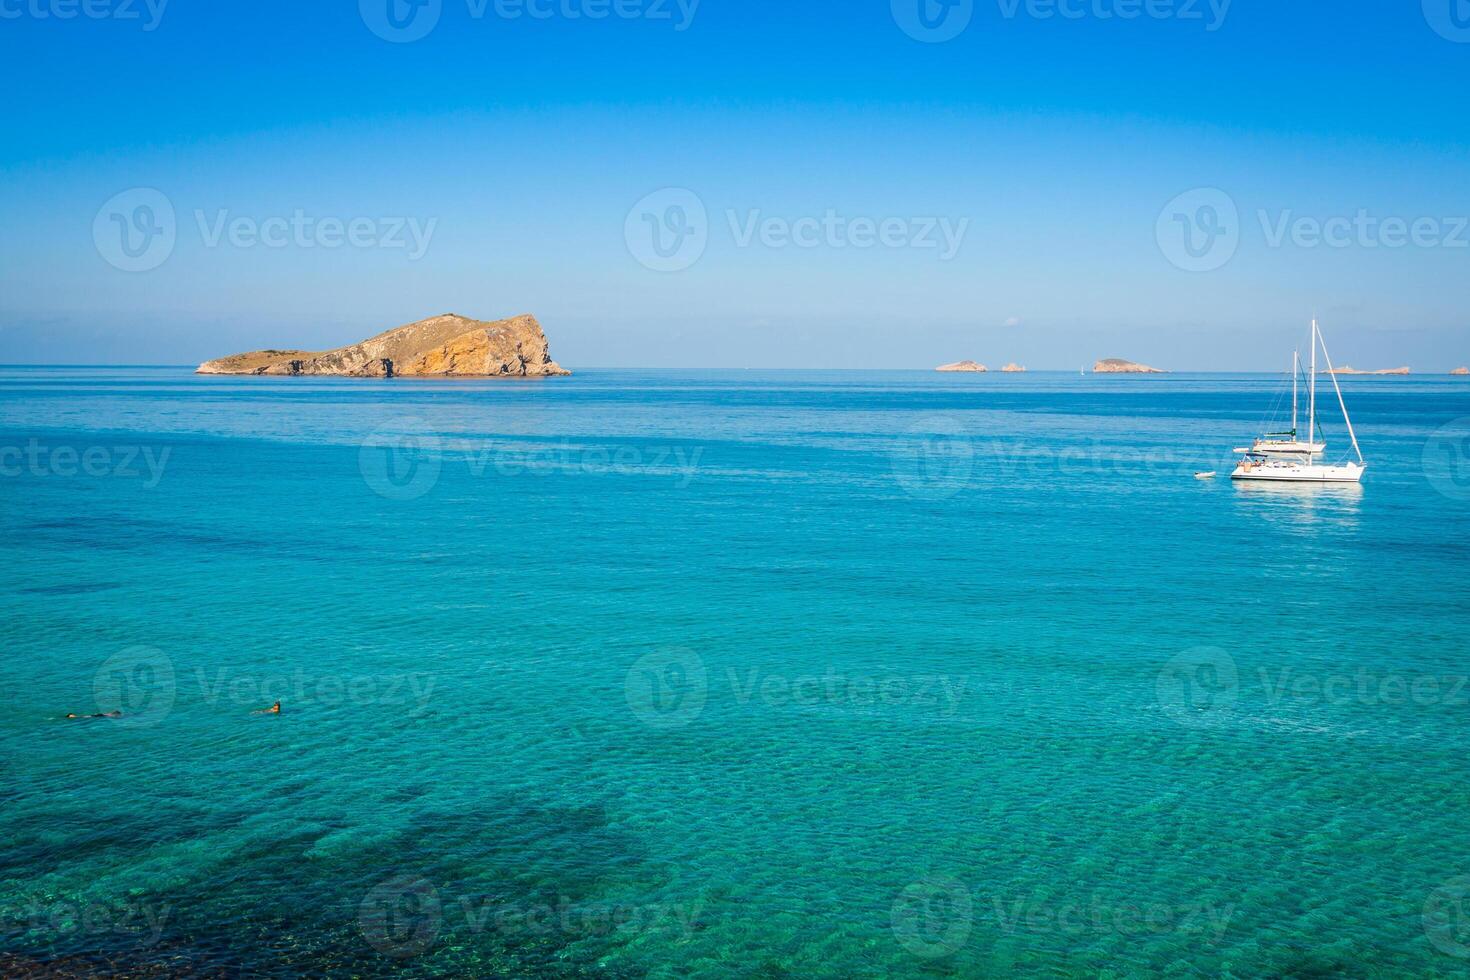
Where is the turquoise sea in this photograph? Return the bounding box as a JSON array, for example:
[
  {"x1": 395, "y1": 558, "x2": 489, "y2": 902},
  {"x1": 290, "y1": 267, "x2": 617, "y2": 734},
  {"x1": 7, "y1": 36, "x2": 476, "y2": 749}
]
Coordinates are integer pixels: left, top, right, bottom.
[{"x1": 3, "y1": 366, "x2": 1470, "y2": 977}]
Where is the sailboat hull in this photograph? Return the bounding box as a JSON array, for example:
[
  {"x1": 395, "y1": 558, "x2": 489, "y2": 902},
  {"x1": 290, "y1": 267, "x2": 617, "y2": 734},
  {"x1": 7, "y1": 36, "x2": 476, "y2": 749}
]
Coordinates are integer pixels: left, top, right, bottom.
[
  {"x1": 1231, "y1": 460, "x2": 1365, "y2": 483},
  {"x1": 1229, "y1": 320, "x2": 1366, "y2": 484}
]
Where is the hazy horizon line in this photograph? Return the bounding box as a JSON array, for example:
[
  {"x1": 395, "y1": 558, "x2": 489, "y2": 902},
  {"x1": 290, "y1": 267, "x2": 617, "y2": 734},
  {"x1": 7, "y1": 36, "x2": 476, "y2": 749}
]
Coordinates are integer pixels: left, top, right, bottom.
[{"x1": 3, "y1": 364, "x2": 1467, "y2": 375}]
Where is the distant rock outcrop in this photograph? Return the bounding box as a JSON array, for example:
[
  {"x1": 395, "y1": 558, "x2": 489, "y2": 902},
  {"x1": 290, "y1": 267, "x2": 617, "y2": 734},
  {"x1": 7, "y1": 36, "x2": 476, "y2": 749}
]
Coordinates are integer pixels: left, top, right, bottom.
[
  {"x1": 1326, "y1": 366, "x2": 1410, "y2": 376},
  {"x1": 197, "y1": 313, "x2": 569, "y2": 378},
  {"x1": 936, "y1": 361, "x2": 987, "y2": 372},
  {"x1": 1093, "y1": 358, "x2": 1165, "y2": 374},
  {"x1": 1452, "y1": 367, "x2": 1469, "y2": 376},
  {"x1": 1001, "y1": 363, "x2": 1026, "y2": 373}
]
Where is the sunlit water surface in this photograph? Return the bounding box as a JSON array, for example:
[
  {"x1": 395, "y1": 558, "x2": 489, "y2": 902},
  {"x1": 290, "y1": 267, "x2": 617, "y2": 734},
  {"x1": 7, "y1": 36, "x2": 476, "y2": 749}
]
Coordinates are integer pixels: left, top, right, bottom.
[{"x1": 3, "y1": 367, "x2": 1469, "y2": 977}]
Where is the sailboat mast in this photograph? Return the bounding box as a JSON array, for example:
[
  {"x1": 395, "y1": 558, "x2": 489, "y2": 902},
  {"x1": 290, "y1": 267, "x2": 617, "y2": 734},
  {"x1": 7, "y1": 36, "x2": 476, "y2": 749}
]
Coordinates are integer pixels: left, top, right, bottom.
[
  {"x1": 1308, "y1": 320, "x2": 1318, "y2": 453},
  {"x1": 1292, "y1": 350, "x2": 1299, "y2": 437}
]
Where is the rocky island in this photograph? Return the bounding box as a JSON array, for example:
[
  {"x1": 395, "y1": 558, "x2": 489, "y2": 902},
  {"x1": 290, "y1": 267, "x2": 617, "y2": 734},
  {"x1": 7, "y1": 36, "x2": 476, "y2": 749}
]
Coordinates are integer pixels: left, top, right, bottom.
[
  {"x1": 1326, "y1": 366, "x2": 1410, "y2": 376},
  {"x1": 1001, "y1": 363, "x2": 1025, "y2": 373},
  {"x1": 936, "y1": 361, "x2": 987, "y2": 372},
  {"x1": 197, "y1": 313, "x2": 570, "y2": 378},
  {"x1": 1453, "y1": 367, "x2": 1469, "y2": 376},
  {"x1": 1093, "y1": 358, "x2": 1165, "y2": 374}
]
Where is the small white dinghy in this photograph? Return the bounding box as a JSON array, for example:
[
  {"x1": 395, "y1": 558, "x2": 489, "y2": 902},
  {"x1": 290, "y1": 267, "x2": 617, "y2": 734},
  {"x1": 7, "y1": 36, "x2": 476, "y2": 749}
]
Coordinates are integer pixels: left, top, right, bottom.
[
  {"x1": 1231, "y1": 320, "x2": 1366, "y2": 484},
  {"x1": 1194, "y1": 471, "x2": 1216, "y2": 479}
]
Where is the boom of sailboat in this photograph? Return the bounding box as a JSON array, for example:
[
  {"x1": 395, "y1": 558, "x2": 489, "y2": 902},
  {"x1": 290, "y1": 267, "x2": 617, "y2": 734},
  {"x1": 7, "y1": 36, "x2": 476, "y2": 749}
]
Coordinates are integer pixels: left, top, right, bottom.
[{"x1": 1230, "y1": 320, "x2": 1366, "y2": 484}]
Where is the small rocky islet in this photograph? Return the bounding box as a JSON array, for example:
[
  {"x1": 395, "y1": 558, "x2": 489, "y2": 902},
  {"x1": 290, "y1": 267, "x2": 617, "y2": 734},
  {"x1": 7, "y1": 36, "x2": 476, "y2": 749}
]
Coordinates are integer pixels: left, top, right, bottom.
[
  {"x1": 932, "y1": 361, "x2": 1025, "y2": 373},
  {"x1": 1326, "y1": 365, "x2": 1410, "y2": 376},
  {"x1": 1092, "y1": 358, "x2": 1165, "y2": 374},
  {"x1": 935, "y1": 358, "x2": 1160, "y2": 373},
  {"x1": 197, "y1": 313, "x2": 569, "y2": 379}
]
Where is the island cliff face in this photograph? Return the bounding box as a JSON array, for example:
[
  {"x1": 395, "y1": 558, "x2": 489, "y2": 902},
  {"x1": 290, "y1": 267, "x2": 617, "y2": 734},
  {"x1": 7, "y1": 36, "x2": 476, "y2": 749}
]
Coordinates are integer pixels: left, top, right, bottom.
[
  {"x1": 936, "y1": 361, "x2": 987, "y2": 372},
  {"x1": 197, "y1": 313, "x2": 570, "y2": 378},
  {"x1": 1094, "y1": 358, "x2": 1165, "y2": 374}
]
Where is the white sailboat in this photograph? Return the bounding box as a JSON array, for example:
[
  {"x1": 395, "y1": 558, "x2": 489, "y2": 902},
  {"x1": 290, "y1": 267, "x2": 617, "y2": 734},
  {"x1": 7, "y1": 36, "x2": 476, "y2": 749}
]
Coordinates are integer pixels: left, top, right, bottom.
[{"x1": 1231, "y1": 320, "x2": 1366, "y2": 484}]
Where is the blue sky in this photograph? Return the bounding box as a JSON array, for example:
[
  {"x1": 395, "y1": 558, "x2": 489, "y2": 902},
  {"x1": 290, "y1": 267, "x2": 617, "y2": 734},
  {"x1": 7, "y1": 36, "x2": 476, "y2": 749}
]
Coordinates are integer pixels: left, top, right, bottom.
[{"x1": 1, "y1": 0, "x2": 1467, "y2": 369}]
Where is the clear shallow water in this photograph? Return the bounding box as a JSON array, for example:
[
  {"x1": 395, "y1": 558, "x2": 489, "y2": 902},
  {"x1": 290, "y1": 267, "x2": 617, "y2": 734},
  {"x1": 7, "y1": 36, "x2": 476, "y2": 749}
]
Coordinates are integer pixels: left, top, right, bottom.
[{"x1": 2, "y1": 367, "x2": 1470, "y2": 977}]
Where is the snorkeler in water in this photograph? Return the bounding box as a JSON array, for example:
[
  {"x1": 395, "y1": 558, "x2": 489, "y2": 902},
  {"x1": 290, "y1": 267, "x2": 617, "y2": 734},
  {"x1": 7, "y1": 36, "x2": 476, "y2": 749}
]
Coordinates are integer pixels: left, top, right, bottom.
[
  {"x1": 64, "y1": 711, "x2": 123, "y2": 720},
  {"x1": 253, "y1": 701, "x2": 281, "y2": 715}
]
